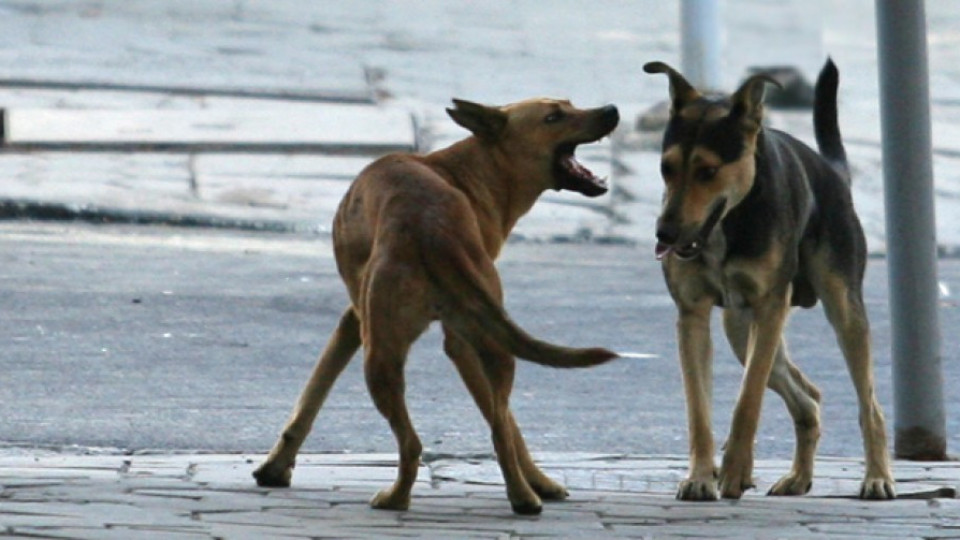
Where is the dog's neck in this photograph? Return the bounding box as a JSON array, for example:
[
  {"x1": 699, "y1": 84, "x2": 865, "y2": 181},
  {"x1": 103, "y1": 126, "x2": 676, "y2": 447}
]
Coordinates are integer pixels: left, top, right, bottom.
[{"x1": 425, "y1": 138, "x2": 543, "y2": 259}]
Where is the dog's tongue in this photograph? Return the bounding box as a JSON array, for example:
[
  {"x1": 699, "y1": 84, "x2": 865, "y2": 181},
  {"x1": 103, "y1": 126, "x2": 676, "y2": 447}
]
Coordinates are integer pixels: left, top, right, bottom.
[
  {"x1": 655, "y1": 242, "x2": 672, "y2": 260},
  {"x1": 564, "y1": 155, "x2": 592, "y2": 178},
  {"x1": 564, "y1": 155, "x2": 605, "y2": 184},
  {"x1": 560, "y1": 154, "x2": 607, "y2": 196}
]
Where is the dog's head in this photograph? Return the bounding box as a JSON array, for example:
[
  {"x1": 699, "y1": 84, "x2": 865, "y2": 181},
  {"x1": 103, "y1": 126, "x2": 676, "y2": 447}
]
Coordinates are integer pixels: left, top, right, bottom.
[
  {"x1": 446, "y1": 98, "x2": 619, "y2": 197},
  {"x1": 644, "y1": 61, "x2": 781, "y2": 261}
]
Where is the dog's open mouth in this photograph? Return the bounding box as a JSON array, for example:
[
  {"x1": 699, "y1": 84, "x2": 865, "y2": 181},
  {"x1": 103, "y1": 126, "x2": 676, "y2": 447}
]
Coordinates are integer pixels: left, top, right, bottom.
[
  {"x1": 655, "y1": 240, "x2": 701, "y2": 261},
  {"x1": 554, "y1": 144, "x2": 608, "y2": 197}
]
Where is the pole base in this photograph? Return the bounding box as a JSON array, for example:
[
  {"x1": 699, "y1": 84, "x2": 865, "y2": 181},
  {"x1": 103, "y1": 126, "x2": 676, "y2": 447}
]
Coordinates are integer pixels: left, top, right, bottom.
[{"x1": 895, "y1": 426, "x2": 948, "y2": 461}]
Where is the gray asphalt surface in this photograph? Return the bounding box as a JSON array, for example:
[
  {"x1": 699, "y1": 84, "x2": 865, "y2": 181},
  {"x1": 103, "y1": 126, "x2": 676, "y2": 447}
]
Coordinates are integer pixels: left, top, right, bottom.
[{"x1": 2, "y1": 222, "x2": 957, "y2": 459}]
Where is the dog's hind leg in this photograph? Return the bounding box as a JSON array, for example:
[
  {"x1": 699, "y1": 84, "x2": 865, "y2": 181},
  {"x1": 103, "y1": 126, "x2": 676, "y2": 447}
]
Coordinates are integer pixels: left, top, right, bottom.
[
  {"x1": 474, "y1": 339, "x2": 543, "y2": 514},
  {"x1": 723, "y1": 309, "x2": 822, "y2": 496},
  {"x1": 364, "y1": 342, "x2": 423, "y2": 511},
  {"x1": 363, "y1": 265, "x2": 432, "y2": 511},
  {"x1": 254, "y1": 308, "x2": 361, "y2": 487},
  {"x1": 816, "y1": 274, "x2": 895, "y2": 499},
  {"x1": 443, "y1": 328, "x2": 568, "y2": 502}
]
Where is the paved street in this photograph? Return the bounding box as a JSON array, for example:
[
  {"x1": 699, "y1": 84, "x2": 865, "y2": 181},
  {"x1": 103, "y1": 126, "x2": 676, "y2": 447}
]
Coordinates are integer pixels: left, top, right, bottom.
[{"x1": 1, "y1": 222, "x2": 958, "y2": 458}]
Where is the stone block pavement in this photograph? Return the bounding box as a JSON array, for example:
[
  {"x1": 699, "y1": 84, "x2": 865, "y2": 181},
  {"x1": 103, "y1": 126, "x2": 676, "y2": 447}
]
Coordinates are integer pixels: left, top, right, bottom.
[{"x1": 2, "y1": 451, "x2": 960, "y2": 539}]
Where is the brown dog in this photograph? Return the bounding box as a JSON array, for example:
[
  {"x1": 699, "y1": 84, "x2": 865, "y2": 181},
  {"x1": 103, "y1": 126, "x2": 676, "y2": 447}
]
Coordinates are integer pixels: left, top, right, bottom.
[
  {"x1": 644, "y1": 59, "x2": 895, "y2": 501},
  {"x1": 253, "y1": 98, "x2": 620, "y2": 514}
]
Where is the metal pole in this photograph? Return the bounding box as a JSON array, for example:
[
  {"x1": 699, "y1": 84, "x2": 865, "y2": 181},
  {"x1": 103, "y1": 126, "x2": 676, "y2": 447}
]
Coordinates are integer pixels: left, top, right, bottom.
[
  {"x1": 680, "y1": 0, "x2": 722, "y2": 91},
  {"x1": 875, "y1": 0, "x2": 946, "y2": 460}
]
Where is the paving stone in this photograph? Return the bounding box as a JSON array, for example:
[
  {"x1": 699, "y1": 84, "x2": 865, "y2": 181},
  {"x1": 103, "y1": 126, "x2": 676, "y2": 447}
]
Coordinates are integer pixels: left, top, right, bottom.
[
  {"x1": 205, "y1": 523, "x2": 313, "y2": 539},
  {"x1": 2, "y1": 452, "x2": 960, "y2": 538},
  {"x1": 10, "y1": 526, "x2": 210, "y2": 540}
]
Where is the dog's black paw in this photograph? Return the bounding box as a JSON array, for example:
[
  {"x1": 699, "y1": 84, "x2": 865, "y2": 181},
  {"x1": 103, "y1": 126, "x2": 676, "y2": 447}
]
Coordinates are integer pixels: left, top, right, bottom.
[
  {"x1": 511, "y1": 500, "x2": 544, "y2": 515},
  {"x1": 252, "y1": 462, "x2": 292, "y2": 487}
]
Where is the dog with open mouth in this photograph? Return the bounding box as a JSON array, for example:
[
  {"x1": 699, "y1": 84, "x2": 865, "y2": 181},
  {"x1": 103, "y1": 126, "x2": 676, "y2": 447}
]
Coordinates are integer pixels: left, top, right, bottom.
[
  {"x1": 253, "y1": 97, "x2": 620, "y2": 515},
  {"x1": 644, "y1": 58, "x2": 895, "y2": 501}
]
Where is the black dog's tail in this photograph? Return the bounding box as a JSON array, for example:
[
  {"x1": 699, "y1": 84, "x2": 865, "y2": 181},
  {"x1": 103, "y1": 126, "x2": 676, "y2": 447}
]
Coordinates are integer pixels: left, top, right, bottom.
[{"x1": 813, "y1": 58, "x2": 850, "y2": 182}]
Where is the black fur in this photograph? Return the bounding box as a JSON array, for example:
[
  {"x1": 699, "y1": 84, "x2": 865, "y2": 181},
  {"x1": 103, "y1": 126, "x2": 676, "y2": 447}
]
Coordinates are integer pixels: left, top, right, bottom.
[{"x1": 812, "y1": 58, "x2": 848, "y2": 177}]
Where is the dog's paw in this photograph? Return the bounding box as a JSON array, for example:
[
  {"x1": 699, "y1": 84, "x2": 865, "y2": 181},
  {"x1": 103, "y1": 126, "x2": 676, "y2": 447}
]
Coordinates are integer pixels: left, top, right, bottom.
[
  {"x1": 507, "y1": 486, "x2": 543, "y2": 515},
  {"x1": 718, "y1": 474, "x2": 755, "y2": 499},
  {"x1": 859, "y1": 475, "x2": 896, "y2": 500},
  {"x1": 676, "y1": 477, "x2": 719, "y2": 501},
  {"x1": 370, "y1": 487, "x2": 412, "y2": 511},
  {"x1": 718, "y1": 447, "x2": 756, "y2": 499},
  {"x1": 531, "y1": 478, "x2": 569, "y2": 501},
  {"x1": 252, "y1": 461, "x2": 292, "y2": 488},
  {"x1": 511, "y1": 499, "x2": 544, "y2": 515},
  {"x1": 768, "y1": 471, "x2": 812, "y2": 496},
  {"x1": 718, "y1": 462, "x2": 755, "y2": 499}
]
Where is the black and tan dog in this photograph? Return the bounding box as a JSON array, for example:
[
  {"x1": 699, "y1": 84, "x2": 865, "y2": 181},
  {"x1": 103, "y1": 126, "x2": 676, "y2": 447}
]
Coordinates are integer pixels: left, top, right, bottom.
[
  {"x1": 253, "y1": 98, "x2": 620, "y2": 514},
  {"x1": 643, "y1": 59, "x2": 895, "y2": 501}
]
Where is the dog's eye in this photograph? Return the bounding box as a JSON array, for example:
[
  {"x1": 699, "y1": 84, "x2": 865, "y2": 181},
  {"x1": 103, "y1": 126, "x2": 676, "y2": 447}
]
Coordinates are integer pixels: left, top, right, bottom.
[
  {"x1": 695, "y1": 167, "x2": 718, "y2": 182},
  {"x1": 660, "y1": 161, "x2": 674, "y2": 178},
  {"x1": 544, "y1": 111, "x2": 564, "y2": 124}
]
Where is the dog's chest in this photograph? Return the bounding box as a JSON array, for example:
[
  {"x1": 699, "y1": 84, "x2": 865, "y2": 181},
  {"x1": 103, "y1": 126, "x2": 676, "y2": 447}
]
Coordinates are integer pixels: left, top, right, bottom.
[
  {"x1": 701, "y1": 254, "x2": 750, "y2": 310},
  {"x1": 678, "y1": 238, "x2": 757, "y2": 310}
]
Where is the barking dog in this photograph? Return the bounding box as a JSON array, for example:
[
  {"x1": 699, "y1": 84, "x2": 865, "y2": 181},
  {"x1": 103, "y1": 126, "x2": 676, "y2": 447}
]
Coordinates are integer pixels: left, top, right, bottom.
[
  {"x1": 644, "y1": 59, "x2": 895, "y2": 501},
  {"x1": 253, "y1": 98, "x2": 620, "y2": 514}
]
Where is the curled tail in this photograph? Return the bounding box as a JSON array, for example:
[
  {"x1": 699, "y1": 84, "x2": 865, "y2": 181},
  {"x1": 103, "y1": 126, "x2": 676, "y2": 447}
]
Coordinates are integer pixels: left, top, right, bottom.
[
  {"x1": 420, "y1": 237, "x2": 616, "y2": 368},
  {"x1": 813, "y1": 58, "x2": 850, "y2": 181}
]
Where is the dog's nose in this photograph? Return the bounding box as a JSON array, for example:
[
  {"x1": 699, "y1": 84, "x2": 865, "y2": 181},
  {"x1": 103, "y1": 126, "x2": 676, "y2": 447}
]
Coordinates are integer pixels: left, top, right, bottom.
[
  {"x1": 600, "y1": 104, "x2": 620, "y2": 124},
  {"x1": 656, "y1": 221, "x2": 680, "y2": 246}
]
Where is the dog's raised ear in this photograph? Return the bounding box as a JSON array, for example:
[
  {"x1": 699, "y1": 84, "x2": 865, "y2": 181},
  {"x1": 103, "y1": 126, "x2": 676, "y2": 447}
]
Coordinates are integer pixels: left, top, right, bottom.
[
  {"x1": 446, "y1": 99, "x2": 508, "y2": 141},
  {"x1": 729, "y1": 73, "x2": 782, "y2": 130},
  {"x1": 643, "y1": 61, "x2": 701, "y2": 112}
]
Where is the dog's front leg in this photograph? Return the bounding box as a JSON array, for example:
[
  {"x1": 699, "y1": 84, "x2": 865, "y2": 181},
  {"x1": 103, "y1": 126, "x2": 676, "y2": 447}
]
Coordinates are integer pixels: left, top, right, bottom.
[
  {"x1": 720, "y1": 292, "x2": 790, "y2": 499},
  {"x1": 676, "y1": 299, "x2": 719, "y2": 501}
]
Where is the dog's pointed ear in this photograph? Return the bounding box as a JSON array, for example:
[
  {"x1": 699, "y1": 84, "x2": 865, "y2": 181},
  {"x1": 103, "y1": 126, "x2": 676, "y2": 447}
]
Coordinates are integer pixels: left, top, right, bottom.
[
  {"x1": 446, "y1": 99, "x2": 508, "y2": 141},
  {"x1": 729, "y1": 73, "x2": 782, "y2": 129},
  {"x1": 643, "y1": 61, "x2": 701, "y2": 112}
]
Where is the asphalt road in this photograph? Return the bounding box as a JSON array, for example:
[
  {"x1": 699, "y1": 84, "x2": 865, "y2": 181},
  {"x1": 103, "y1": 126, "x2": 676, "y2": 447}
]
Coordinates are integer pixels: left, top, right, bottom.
[{"x1": 1, "y1": 222, "x2": 958, "y2": 460}]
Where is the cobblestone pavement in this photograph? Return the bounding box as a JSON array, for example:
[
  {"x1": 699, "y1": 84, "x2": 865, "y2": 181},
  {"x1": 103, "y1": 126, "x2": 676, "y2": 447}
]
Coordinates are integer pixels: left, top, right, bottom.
[{"x1": 2, "y1": 451, "x2": 960, "y2": 539}]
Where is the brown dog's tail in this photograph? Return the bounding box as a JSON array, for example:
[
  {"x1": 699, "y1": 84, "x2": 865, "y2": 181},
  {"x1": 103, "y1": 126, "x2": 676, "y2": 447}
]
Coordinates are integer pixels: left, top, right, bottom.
[
  {"x1": 813, "y1": 58, "x2": 851, "y2": 182},
  {"x1": 420, "y1": 237, "x2": 617, "y2": 369}
]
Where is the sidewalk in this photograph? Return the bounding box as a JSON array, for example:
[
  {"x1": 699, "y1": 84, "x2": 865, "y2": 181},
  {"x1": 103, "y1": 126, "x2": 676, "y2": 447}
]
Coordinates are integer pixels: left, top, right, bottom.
[
  {"x1": 2, "y1": 451, "x2": 959, "y2": 539},
  {"x1": 2, "y1": 1, "x2": 960, "y2": 248}
]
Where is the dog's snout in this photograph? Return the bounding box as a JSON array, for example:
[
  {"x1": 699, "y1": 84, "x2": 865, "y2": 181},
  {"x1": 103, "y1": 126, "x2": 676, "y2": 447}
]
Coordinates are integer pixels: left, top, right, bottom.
[{"x1": 656, "y1": 221, "x2": 680, "y2": 246}]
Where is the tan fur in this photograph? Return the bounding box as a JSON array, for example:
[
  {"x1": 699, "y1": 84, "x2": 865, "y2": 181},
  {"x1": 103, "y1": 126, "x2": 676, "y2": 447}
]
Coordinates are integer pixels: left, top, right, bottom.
[{"x1": 252, "y1": 98, "x2": 619, "y2": 515}]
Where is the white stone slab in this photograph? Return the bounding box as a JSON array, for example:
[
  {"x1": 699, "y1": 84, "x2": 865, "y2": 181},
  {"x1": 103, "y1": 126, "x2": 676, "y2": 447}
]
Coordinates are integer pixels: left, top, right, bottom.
[{"x1": 3, "y1": 106, "x2": 416, "y2": 152}]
